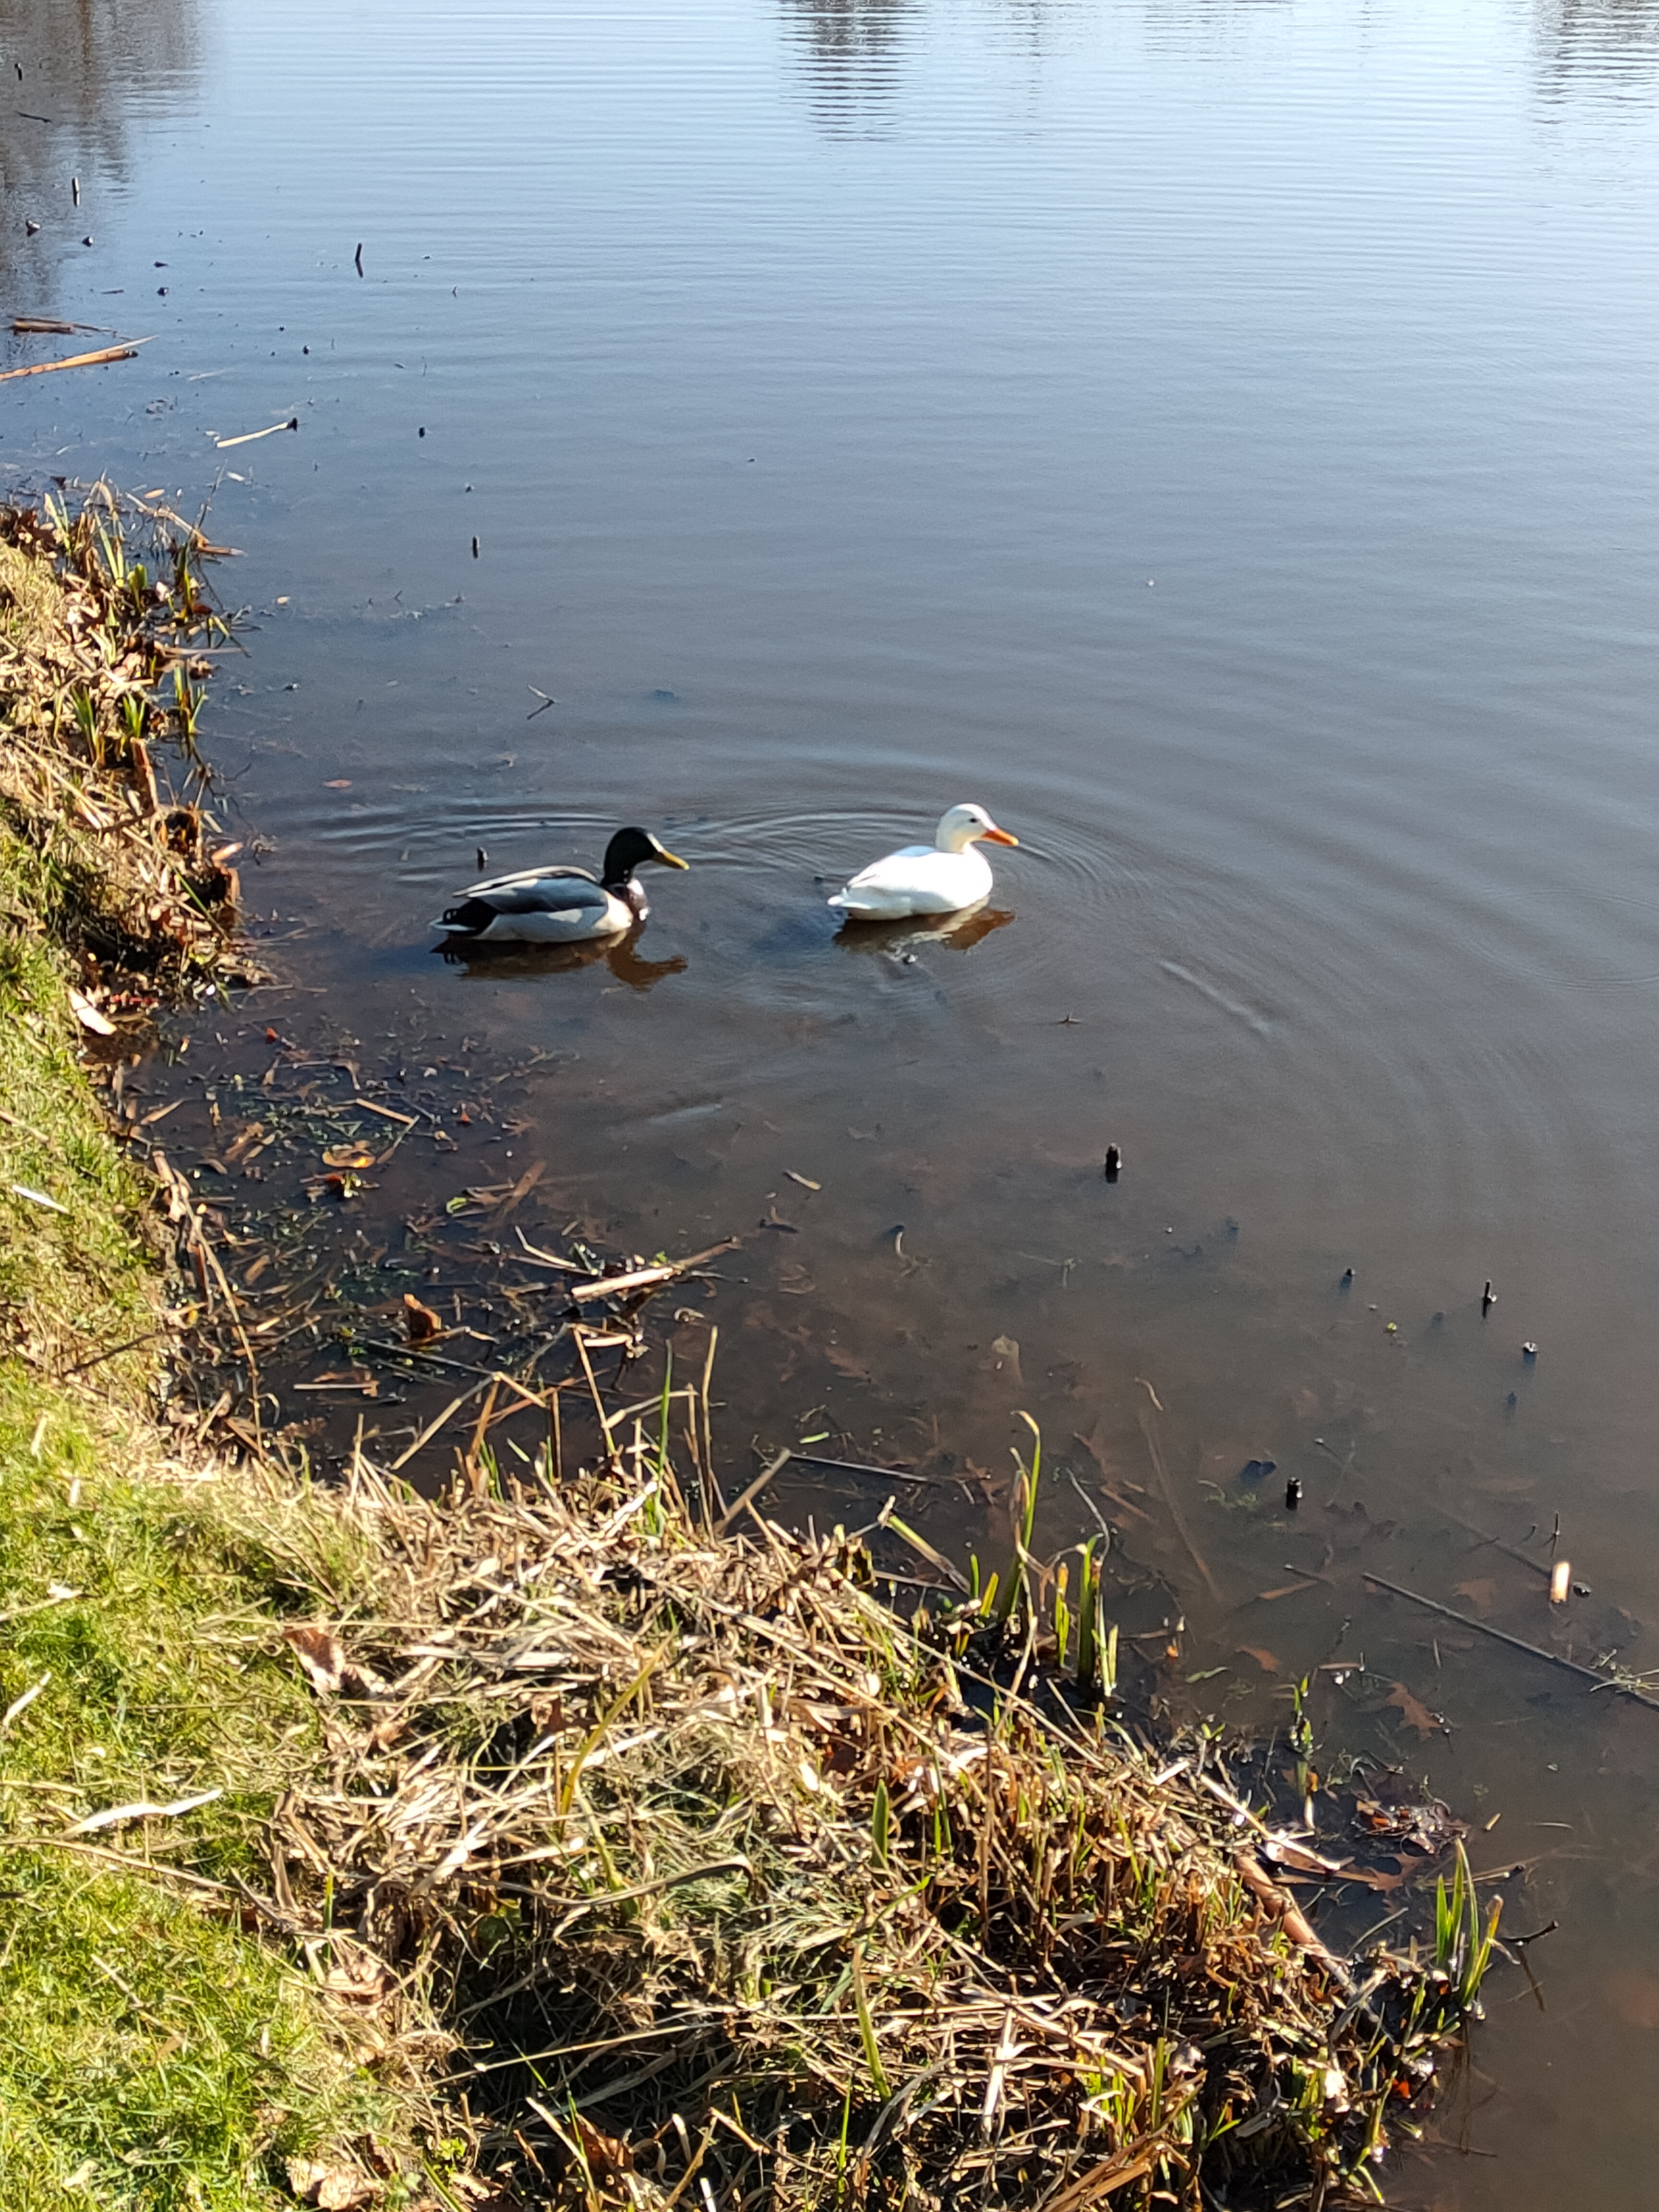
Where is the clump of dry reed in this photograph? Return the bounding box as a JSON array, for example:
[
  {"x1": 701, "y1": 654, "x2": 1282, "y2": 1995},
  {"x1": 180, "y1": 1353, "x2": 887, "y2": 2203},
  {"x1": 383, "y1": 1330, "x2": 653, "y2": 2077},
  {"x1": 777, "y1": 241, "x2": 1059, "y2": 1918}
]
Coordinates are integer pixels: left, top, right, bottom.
[
  {"x1": 0, "y1": 484, "x2": 251, "y2": 1000},
  {"x1": 255, "y1": 1424, "x2": 1489, "y2": 2212}
]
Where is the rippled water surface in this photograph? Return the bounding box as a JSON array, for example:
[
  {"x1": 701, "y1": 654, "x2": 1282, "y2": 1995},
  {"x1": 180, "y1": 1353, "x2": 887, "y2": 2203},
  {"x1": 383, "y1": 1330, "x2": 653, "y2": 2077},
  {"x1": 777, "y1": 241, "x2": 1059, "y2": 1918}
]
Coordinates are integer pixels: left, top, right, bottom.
[{"x1": 9, "y1": 0, "x2": 1659, "y2": 2196}]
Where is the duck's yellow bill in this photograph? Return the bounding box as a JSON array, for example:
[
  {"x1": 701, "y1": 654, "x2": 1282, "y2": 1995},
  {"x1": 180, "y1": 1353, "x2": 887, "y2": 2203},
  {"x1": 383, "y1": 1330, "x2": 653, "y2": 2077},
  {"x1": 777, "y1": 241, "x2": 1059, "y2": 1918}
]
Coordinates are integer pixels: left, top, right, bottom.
[
  {"x1": 657, "y1": 847, "x2": 690, "y2": 869},
  {"x1": 983, "y1": 827, "x2": 1019, "y2": 847}
]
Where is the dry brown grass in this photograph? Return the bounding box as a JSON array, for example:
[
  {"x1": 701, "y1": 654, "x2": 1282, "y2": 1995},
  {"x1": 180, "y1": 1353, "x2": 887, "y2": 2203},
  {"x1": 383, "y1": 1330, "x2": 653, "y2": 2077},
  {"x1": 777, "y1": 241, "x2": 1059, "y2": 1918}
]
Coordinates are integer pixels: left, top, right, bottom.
[
  {"x1": 0, "y1": 486, "x2": 253, "y2": 1006},
  {"x1": 237, "y1": 1429, "x2": 1489, "y2": 2212}
]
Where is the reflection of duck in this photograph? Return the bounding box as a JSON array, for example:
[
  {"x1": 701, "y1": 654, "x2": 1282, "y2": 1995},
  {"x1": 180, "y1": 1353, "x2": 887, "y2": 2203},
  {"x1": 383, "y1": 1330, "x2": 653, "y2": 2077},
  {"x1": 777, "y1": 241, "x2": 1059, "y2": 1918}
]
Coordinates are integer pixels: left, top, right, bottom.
[
  {"x1": 827, "y1": 804, "x2": 1017, "y2": 919},
  {"x1": 438, "y1": 930, "x2": 688, "y2": 994},
  {"x1": 833, "y1": 905, "x2": 1014, "y2": 957},
  {"x1": 434, "y1": 827, "x2": 687, "y2": 944}
]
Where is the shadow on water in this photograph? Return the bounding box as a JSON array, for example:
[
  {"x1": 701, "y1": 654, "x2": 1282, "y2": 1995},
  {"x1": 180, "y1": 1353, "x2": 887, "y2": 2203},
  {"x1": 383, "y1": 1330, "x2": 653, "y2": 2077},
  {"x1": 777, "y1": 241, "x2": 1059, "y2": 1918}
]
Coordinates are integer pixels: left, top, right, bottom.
[
  {"x1": 438, "y1": 931, "x2": 689, "y2": 994},
  {"x1": 777, "y1": 0, "x2": 915, "y2": 132},
  {"x1": 1537, "y1": 0, "x2": 1659, "y2": 100}
]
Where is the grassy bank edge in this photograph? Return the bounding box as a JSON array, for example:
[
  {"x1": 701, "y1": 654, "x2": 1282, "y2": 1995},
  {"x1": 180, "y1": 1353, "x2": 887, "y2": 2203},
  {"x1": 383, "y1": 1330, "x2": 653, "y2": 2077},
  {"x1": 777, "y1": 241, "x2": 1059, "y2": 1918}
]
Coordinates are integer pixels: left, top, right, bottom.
[{"x1": 0, "y1": 507, "x2": 434, "y2": 2208}]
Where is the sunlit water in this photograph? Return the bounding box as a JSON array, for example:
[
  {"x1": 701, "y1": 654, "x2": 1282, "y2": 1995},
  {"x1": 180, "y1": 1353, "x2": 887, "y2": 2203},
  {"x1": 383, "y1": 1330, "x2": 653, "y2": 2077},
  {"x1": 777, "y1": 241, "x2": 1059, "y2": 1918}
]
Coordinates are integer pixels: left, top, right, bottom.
[{"x1": 8, "y1": 0, "x2": 1659, "y2": 2195}]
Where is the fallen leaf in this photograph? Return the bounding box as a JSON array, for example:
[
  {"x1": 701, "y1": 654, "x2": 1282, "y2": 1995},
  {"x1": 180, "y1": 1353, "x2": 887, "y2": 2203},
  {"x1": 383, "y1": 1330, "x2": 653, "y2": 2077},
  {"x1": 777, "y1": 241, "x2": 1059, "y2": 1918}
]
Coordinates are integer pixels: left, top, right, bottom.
[
  {"x1": 286, "y1": 2158, "x2": 379, "y2": 2210},
  {"x1": 1324, "y1": 1499, "x2": 1396, "y2": 1551},
  {"x1": 1072, "y1": 1420, "x2": 1125, "y2": 1485},
  {"x1": 282, "y1": 1624, "x2": 390, "y2": 1700},
  {"x1": 573, "y1": 2115, "x2": 635, "y2": 2192},
  {"x1": 989, "y1": 1334, "x2": 1022, "y2": 1379},
  {"x1": 1385, "y1": 1682, "x2": 1443, "y2": 1737},
  {"x1": 1261, "y1": 1837, "x2": 1345, "y2": 1875},
  {"x1": 355, "y1": 2136, "x2": 395, "y2": 2182},
  {"x1": 403, "y1": 1292, "x2": 443, "y2": 1343},
  {"x1": 66, "y1": 985, "x2": 115, "y2": 1036},
  {"x1": 322, "y1": 1959, "x2": 394, "y2": 2005},
  {"x1": 496, "y1": 1160, "x2": 546, "y2": 1218},
  {"x1": 283, "y1": 1623, "x2": 345, "y2": 1693},
  {"x1": 825, "y1": 1344, "x2": 870, "y2": 1381},
  {"x1": 1452, "y1": 1578, "x2": 1498, "y2": 1613},
  {"x1": 1333, "y1": 1862, "x2": 1408, "y2": 1892},
  {"x1": 1238, "y1": 1645, "x2": 1281, "y2": 1674},
  {"x1": 1609, "y1": 1971, "x2": 1659, "y2": 2031},
  {"x1": 223, "y1": 1122, "x2": 266, "y2": 1164},
  {"x1": 323, "y1": 1145, "x2": 377, "y2": 1170}
]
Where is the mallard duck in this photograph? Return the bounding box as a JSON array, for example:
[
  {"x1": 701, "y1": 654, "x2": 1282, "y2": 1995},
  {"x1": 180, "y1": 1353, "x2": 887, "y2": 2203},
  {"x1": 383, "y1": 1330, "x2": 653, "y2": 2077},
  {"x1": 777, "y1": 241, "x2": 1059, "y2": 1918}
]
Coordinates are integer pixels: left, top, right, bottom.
[
  {"x1": 827, "y1": 803, "x2": 1018, "y2": 920},
  {"x1": 434, "y1": 826, "x2": 688, "y2": 944}
]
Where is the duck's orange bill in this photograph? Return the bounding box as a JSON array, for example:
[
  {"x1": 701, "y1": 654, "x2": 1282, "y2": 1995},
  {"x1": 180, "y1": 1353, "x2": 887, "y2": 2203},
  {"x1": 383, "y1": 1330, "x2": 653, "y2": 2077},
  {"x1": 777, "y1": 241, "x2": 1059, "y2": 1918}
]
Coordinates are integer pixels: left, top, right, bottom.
[
  {"x1": 983, "y1": 826, "x2": 1019, "y2": 846},
  {"x1": 657, "y1": 848, "x2": 690, "y2": 868}
]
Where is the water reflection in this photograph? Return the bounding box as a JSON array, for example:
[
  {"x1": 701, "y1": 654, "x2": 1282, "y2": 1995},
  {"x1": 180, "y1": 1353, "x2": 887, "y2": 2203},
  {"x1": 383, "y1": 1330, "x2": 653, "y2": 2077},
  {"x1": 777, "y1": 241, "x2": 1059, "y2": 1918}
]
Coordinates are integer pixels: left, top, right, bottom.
[
  {"x1": 0, "y1": 0, "x2": 200, "y2": 300},
  {"x1": 832, "y1": 905, "x2": 1016, "y2": 957},
  {"x1": 1537, "y1": 0, "x2": 1659, "y2": 99},
  {"x1": 439, "y1": 933, "x2": 689, "y2": 994},
  {"x1": 777, "y1": 0, "x2": 914, "y2": 132}
]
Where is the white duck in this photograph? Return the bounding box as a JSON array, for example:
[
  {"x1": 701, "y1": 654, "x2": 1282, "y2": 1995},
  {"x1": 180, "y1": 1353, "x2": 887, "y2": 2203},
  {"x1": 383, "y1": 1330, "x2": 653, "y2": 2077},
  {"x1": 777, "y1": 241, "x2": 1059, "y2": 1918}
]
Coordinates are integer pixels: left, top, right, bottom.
[
  {"x1": 433, "y1": 827, "x2": 687, "y2": 945},
  {"x1": 827, "y1": 803, "x2": 1018, "y2": 921}
]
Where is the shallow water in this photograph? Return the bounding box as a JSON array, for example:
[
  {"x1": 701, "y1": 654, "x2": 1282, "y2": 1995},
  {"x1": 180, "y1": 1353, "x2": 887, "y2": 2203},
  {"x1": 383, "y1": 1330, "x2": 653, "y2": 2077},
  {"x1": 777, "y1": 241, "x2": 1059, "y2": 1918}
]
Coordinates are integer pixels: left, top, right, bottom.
[{"x1": 10, "y1": 0, "x2": 1659, "y2": 2195}]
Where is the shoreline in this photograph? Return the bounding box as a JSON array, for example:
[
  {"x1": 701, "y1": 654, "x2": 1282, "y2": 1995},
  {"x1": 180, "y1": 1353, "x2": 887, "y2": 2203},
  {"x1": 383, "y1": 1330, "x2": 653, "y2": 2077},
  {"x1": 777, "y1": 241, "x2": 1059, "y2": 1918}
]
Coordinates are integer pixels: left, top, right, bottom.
[{"x1": 0, "y1": 489, "x2": 1493, "y2": 2212}]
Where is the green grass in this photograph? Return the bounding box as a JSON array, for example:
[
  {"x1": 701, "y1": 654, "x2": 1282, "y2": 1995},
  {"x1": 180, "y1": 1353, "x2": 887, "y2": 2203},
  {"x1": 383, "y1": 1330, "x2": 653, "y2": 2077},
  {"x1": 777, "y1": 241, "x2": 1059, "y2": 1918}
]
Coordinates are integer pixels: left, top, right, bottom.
[{"x1": 0, "y1": 815, "x2": 412, "y2": 2210}]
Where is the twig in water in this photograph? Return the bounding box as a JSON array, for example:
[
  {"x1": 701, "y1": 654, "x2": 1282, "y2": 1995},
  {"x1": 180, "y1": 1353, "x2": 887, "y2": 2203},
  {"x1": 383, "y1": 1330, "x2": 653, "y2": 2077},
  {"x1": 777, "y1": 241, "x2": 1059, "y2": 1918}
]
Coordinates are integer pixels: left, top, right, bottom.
[
  {"x1": 717, "y1": 1450, "x2": 791, "y2": 1536},
  {"x1": 390, "y1": 1385, "x2": 489, "y2": 1471},
  {"x1": 788, "y1": 1452, "x2": 955, "y2": 1489},
  {"x1": 352, "y1": 1337, "x2": 496, "y2": 1378},
  {"x1": 573, "y1": 1329, "x2": 621, "y2": 1466},
  {"x1": 1362, "y1": 1574, "x2": 1659, "y2": 1711},
  {"x1": 1508, "y1": 1921, "x2": 1560, "y2": 1948},
  {"x1": 212, "y1": 418, "x2": 299, "y2": 451},
  {"x1": 1136, "y1": 1382, "x2": 1223, "y2": 1606},
  {"x1": 0, "y1": 338, "x2": 151, "y2": 382},
  {"x1": 353, "y1": 1096, "x2": 418, "y2": 1126},
  {"x1": 569, "y1": 1240, "x2": 739, "y2": 1306},
  {"x1": 60, "y1": 1319, "x2": 183, "y2": 1376}
]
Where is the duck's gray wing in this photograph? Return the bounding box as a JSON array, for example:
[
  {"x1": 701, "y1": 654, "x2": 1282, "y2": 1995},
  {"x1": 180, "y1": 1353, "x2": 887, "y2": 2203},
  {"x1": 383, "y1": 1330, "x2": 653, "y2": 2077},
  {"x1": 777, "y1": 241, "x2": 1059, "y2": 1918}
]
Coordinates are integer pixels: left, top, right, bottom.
[
  {"x1": 462, "y1": 863, "x2": 600, "y2": 900},
  {"x1": 473, "y1": 876, "x2": 610, "y2": 920}
]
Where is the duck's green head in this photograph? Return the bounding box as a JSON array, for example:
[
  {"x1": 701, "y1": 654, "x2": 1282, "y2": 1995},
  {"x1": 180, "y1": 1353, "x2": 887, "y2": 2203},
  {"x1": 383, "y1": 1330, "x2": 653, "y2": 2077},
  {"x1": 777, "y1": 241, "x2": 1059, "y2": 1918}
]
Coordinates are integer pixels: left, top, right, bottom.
[{"x1": 602, "y1": 827, "x2": 689, "y2": 886}]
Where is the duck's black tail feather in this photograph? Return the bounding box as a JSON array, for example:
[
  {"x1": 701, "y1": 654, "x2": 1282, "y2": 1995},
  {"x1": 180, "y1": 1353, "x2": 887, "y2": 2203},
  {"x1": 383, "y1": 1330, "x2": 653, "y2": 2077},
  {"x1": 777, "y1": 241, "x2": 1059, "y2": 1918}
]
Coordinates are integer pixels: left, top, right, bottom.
[{"x1": 439, "y1": 898, "x2": 495, "y2": 935}]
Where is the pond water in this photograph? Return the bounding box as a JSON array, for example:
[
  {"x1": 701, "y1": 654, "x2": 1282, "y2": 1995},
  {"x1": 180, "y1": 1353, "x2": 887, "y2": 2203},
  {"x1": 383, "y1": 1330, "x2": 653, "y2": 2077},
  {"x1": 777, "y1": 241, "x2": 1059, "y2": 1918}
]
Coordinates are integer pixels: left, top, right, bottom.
[{"x1": 9, "y1": 0, "x2": 1659, "y2": 2196}]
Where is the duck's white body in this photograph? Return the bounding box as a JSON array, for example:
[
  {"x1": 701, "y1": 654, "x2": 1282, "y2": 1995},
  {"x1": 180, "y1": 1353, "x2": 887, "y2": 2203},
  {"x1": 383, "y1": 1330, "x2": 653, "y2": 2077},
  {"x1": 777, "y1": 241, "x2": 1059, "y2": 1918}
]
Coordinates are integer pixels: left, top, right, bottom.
[{"x1": 828, "y1": 804, "x2": 1018, "y2": 921}]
